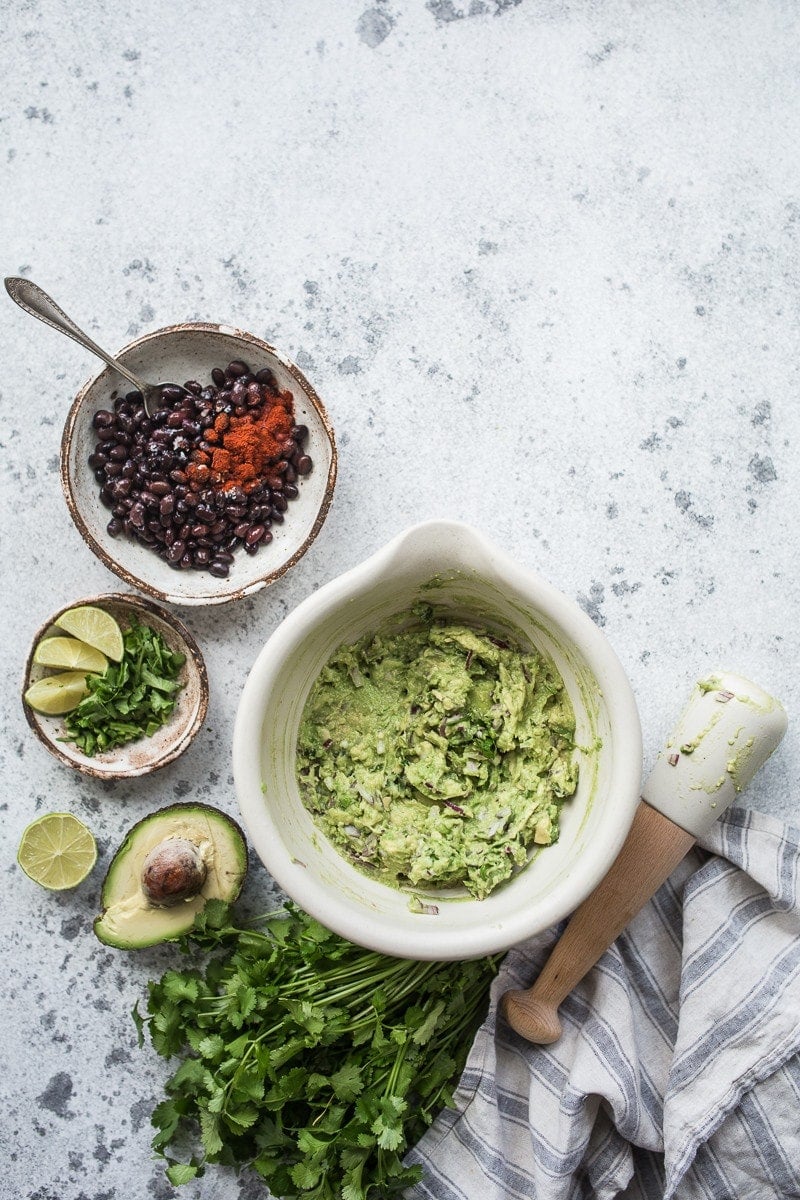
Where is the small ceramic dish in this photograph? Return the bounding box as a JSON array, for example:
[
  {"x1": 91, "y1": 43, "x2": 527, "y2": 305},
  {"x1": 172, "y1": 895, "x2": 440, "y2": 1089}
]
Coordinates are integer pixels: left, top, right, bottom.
[
  {"x1": 61, "y1": 323, "x2": 337, "y2": 606},
  {"x1": 233, "y1": 520, "x2": 643, "y2": 961},
  {"x1": 23, "y1": 593, "x2": 209, "y2": 779}
]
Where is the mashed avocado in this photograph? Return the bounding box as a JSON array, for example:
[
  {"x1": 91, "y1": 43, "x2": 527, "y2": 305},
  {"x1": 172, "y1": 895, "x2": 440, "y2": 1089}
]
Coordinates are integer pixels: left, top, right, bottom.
[{"x1": 296, "y1": 606, "x2": 579, "y2": 900}]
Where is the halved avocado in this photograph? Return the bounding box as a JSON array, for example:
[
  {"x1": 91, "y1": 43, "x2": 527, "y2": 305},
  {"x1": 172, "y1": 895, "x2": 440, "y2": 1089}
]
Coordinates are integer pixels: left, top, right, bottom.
[{"x1": 94, "y1": 803, "x2": 247, "y2": 949}]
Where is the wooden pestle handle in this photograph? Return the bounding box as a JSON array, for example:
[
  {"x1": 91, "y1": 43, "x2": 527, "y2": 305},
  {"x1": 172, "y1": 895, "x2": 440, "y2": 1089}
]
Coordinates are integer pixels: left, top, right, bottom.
[
  {"x1": 501, "y1": 801, "x2": 695, "y2": 1043},
  {"x1": 501, "y1": 671, "x2": 787, "y2": 1046}
]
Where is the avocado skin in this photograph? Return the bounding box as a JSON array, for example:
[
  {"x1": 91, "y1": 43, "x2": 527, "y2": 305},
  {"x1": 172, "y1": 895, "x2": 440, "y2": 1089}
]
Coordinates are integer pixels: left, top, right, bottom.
[{"x1": 93, "y1": 803, "x2": 248, "y2": 950}]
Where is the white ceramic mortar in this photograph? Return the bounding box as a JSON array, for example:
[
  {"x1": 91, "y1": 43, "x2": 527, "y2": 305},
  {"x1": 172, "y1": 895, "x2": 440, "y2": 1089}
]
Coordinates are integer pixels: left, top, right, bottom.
[{"x1": 233, "y1": 520, "x2": 643, "y2": 959}]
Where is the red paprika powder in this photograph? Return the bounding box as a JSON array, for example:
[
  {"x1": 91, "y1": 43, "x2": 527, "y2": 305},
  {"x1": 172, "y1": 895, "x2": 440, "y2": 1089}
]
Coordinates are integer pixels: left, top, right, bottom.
[{"x1": 189, "y1": 391, "x2": 295, "y2": 493}]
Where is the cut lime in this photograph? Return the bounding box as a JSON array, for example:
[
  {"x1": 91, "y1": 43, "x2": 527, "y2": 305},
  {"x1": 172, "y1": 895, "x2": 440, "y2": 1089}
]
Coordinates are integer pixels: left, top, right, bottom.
[
  {"x1": 56, "y1": 606, "x2": 124, "y2": 662},
  {"x1": 17, "y1": 813, "x2": 97, "y2": 890},
  {"x1": 24, "y1": 671, "x2": 93, "y2": 715},
  {"x1": 33, "y1": 636, "x2": 108, "y2": 674}
]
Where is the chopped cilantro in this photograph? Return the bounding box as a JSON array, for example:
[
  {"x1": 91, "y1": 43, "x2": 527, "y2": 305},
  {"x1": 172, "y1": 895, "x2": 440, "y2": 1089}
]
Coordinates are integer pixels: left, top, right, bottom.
[{"x1": 61, "y1": 616, "x2": 186, "y2": 756}]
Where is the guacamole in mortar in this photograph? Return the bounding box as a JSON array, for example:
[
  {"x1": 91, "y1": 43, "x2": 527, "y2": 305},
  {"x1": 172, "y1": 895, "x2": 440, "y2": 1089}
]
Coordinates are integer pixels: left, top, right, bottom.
[{"x1": 296, "y1": 607, "x2": 579, "y2": 900}]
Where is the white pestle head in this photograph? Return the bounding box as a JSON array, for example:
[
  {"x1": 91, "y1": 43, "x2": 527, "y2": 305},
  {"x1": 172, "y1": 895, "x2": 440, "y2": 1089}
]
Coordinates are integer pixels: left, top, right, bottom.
[{"x1": 641, "y1": 671, "x2": 787, "y2": 839}]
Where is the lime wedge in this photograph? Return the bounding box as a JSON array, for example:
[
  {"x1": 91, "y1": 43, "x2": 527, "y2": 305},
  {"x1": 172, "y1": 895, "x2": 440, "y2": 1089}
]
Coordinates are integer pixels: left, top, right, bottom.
[
  {"x1": 24, "y1": 671, "x2": 93, "y2": 715},
  {"x1": 17, "y1": 813, "x2": 97, "y2": 890},
  {"x1": 33, "y1": 636, "x2": 108, "y2": 674},
  {"x1": 56, "y1": 606, "x2": 124, "y2": 662}
]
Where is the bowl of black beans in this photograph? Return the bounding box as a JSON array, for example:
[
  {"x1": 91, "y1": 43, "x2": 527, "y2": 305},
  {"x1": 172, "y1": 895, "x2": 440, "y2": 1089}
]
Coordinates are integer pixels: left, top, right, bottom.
[{"x1": 60, "y1": 323, "x2": 337, "y2": 605}]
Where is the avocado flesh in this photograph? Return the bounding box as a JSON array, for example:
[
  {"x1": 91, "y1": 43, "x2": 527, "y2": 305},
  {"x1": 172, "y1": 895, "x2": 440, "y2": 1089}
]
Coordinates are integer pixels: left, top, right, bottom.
[{"x1": 94, "y1": 803, "x2": 247, "y2": 949}]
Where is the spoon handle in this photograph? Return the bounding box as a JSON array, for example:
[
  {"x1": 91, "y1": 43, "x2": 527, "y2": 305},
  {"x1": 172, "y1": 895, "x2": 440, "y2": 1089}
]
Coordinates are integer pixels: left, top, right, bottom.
[{"x1": 4, "y1": 276, "x2": 148, "y2": 396}]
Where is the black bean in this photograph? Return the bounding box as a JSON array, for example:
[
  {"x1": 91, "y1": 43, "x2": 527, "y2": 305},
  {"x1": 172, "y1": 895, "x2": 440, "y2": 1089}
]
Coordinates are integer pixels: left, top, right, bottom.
[
  {"x1": 107, "y1": 517, "x2": 123, "y2": 536},
  {"x1": 270, "y1": 509, "x2": 285, "y2": 524},
  {"x1": 194, "y1": 548, "x2": 211, "y2": 565},
  {"x1": 129, "y1": 503, "x2": 145, "y2": 528},
  {"x1": 296, "y1": 455, "x2": 313, "y2": 475},
  {"x1": 104, "y1": 462, "x2": 123, "y2": 478},
  {"x1": 96, "y1": 426, "x2": 117, "y2": 442},
  {"x1": 256, "y1": 367, "x2": 275, "y2": 386},
  {"x1": 284, "y1": 464, "x2": 297, "y2": 484},
  {"x1": 227, "y1": 359, "x2": 249, "y2": 378},
  {"x1": 245, "y1": 524, "x2": 266, "y2": 546},
  {"x1": 93, "y1": 409, "x2": 114, "y2": 429},
  {"x1": 87, "y1": 452, "x2": 106, "y2": 469},
  {"x1": 109, "y1": 444, "x2": 128, "y2": 462},
  {"x1": 213, "y1": 550, "x2": 234, "y2": 564},
  {"x1": 211, "y1": 367, "x2": 226, "y2": 387},
  {"x1": 166, "y1": 541, "x2": 185, "y2": 563},
  {"x1": 284, "y1": 483, "x2": 299, "y2": 499},
  {"x1": 183, "y1": 380, "x2": 202, "y2": 394},
  {"x1": 243, "y1": 541, "x2": 260, "y2": 555},
  {"x1": 149, "y1": 480, "x2": 170, "y2": 497},
  {"x1": 234, "y1": 522, "x2": 251, "y2": 539},
  {"x1": 159, "y1": 385, "x2": 184, "y2": 403},
  {"x1": 273, "y1": 494, "x2": 288, "y2": 513}
]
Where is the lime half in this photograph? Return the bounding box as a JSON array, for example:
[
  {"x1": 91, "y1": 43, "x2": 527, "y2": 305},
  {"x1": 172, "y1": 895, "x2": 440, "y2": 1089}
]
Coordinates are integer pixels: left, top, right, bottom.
[
  {"x1": 56, "y1": 606, "x2": 124, "y2": 663},
  {"x1": 17, "y1": 813, "x2": 97, "y2": 890},
  {"x1": 33, "y1": 636, "x2": 108, "y2": 674},
  {"x1": 24, "y1": 671, "x2": 93, "y2": 715}
]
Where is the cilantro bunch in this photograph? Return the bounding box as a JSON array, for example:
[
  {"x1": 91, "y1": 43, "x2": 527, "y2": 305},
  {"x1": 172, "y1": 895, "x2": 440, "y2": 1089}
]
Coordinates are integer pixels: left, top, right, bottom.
[
  {"x1": 135, "y1": 901, "x2": 500, "y2": 1195},
  {"x1": 63, "y1": 616, "x2": 185, "y2": 756}
]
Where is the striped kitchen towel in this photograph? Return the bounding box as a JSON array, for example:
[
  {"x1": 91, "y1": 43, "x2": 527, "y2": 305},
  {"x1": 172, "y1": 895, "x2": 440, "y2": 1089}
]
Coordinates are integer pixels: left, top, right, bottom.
[{"x1": 405, "y1": 807, "x2": 800, "y2": 1200}]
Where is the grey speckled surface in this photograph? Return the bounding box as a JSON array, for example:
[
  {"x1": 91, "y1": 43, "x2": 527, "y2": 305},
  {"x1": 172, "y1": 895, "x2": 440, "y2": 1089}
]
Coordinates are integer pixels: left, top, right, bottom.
[{"x1": 2, "y1": 2, "x2": 799, "y2": 1197}]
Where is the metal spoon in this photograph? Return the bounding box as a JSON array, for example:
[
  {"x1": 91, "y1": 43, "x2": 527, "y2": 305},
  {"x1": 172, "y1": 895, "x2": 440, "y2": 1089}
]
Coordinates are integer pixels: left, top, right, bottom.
[{"x1": 4, "y1": 276, "x2": 183, "y2": 416}]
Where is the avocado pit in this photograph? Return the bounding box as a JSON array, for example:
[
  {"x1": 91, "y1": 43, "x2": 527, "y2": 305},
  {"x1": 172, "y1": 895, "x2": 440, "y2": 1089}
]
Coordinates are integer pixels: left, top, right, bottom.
[{"x1": 142, "y1": 837, "x2": 208, "y2": 906}]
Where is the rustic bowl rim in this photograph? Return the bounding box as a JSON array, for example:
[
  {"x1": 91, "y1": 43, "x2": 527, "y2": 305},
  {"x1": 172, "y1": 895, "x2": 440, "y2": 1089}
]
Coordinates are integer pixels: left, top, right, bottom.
[
  {"x1": 22, "y1": 591, "x2": 209, "y2": 779},
  {"x1": 60, "y1": 321, "x2": 338, "y2": 606}
]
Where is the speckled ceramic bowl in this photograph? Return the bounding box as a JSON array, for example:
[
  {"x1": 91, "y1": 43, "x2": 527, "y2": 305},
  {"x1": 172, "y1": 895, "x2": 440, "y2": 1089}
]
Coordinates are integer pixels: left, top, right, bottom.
[
  {"x1": 23, "y1": 593, "x2": 208, "y2": 779},
  {"x1": 233, "y1": 520, "x2": 643, "y2": 960},
  {"x1": 61, "y1": 323, "x2": 337, "y2": 606}
]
